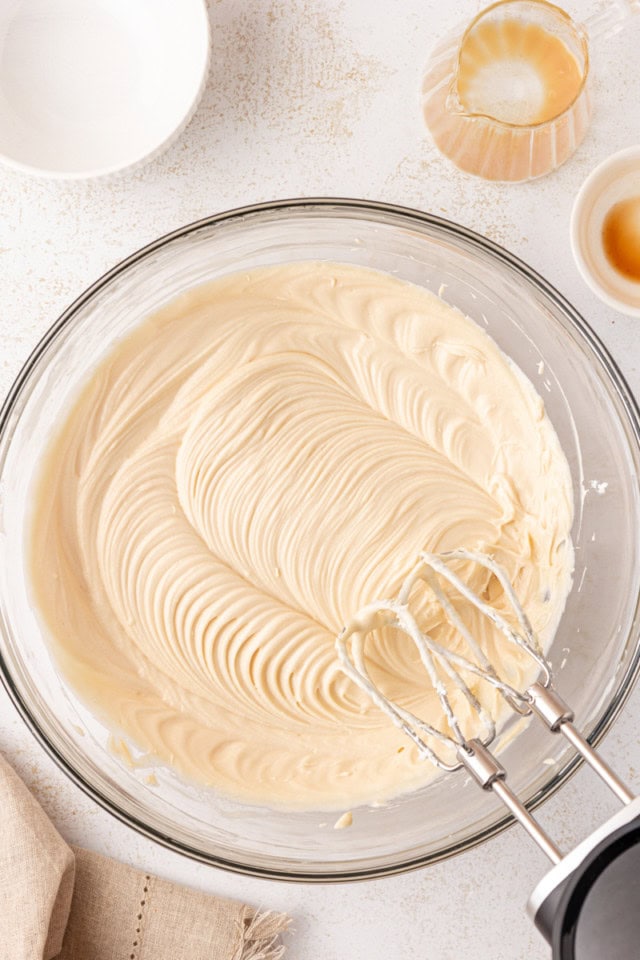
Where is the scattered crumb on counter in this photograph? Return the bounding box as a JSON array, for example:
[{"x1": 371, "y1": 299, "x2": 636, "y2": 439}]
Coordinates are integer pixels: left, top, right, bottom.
[
  {"x1": 145, "y1": 772, "x2": 158, "y2": 786},
  {"x1": 334, "y1": 811, "x2": 353, "y2": 830}
]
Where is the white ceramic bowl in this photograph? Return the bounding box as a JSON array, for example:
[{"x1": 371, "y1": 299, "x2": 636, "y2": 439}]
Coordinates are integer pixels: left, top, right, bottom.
[
  {"x1": 0, "y1": 0, "x2": 210, "y2": 179},
  {"x1": 571, "y1": 145, "x2": 640, "y2": 317}
]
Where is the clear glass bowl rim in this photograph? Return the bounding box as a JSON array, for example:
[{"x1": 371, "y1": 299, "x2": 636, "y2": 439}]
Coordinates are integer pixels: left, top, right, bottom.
[{"x1": 2, "y1": 197, "x2": 640, "y2": 882}]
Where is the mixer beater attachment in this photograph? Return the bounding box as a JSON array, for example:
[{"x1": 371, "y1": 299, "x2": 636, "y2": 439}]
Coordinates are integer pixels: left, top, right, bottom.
[{"x1": 336, "y1": 549, "x2": 634, "y2": 866}]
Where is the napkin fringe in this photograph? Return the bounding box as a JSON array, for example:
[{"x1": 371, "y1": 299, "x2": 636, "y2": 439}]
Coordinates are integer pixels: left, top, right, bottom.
[{"x1": 237, "y1": 910, "x2": 290, "y2": 960}]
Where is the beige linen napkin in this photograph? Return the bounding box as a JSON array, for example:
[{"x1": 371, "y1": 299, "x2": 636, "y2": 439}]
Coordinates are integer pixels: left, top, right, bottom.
[{"x1": 0, "y1": 753, "x2": 289, "y2": 960}]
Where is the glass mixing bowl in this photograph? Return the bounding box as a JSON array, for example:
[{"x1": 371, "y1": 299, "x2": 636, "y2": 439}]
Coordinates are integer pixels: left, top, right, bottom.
[{"x1": 1, "y1": 199, "x2": 640, "y2": 880}]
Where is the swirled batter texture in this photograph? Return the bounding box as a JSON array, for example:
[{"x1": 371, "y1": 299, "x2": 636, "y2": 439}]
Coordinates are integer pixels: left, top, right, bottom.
[{"x1": 30, "y1": 263, "x2": 573, "y2": 808}]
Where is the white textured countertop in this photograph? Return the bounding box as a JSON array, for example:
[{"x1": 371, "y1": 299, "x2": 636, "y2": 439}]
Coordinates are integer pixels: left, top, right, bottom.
[{"x1": 1, "y1": 1, "x2": 640, "y2": 957}]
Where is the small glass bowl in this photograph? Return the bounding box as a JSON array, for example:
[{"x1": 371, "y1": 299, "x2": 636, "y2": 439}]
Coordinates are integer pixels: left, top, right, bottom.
[
  {"x1": 1, "y1": 199, "x2": 640, "y2": 880},
  {"x1": 422, "y1": 0, "x2": 591, "y2": 182}
]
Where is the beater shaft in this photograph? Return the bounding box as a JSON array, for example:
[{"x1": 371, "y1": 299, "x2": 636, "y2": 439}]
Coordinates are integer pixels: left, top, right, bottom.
[
  {"x1": 528, "y1": 682, "x2": 634, "y2": 805},
  {"x1": 492, "y1": 781, "x2": 562, "y2": 864},
  {"x1": 460, "y1": 738, "x2": 563, "y2": 863},
  {"x1": 559, "y1": 722, "x2": 634, "y2": 804}
]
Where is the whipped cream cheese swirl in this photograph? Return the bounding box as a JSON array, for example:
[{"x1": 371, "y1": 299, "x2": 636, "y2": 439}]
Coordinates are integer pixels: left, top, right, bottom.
[{"x1": 31, "y1": 263, "x2": 573, "y2": 808}]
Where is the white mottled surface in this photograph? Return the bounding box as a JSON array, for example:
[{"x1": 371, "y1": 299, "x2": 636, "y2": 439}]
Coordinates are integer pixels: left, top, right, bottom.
[{"x1": 1, "y1": 1, "x2": 640, "y2": 957}]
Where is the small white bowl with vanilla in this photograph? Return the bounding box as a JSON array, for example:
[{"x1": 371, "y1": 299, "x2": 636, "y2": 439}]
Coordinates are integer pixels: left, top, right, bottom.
[{"x1": 571, "y1": 146, "x2": 640, "y2": 317}]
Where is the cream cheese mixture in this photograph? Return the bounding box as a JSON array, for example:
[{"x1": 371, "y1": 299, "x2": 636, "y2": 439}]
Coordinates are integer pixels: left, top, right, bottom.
[{"x1": 30, "y1": 262, "x2": 573, "y2": 808}]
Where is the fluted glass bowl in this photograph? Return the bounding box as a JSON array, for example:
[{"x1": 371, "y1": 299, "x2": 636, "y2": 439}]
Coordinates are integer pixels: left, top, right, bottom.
[{"x1": 1, "y1": 199, "x2": 640, "y2": 880}]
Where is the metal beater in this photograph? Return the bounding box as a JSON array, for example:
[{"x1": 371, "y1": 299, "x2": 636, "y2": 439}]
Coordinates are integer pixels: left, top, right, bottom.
[{"x1": 336, "y1": 549, "x2": 640, "y2": 960}]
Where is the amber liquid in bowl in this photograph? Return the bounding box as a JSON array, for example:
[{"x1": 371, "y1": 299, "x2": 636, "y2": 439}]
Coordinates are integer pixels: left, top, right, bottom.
[
  {"x1": 456, "y1": 18, "x2": 583, "y2": 125},
  {"x1": 602, "y1": 196, "x2": 640, "y2": 283}
]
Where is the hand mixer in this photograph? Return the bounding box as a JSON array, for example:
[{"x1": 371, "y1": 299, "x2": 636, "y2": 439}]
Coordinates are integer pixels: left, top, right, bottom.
[{"x1": 336, "y1": 549, "x2": 640, "y2": 960}]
